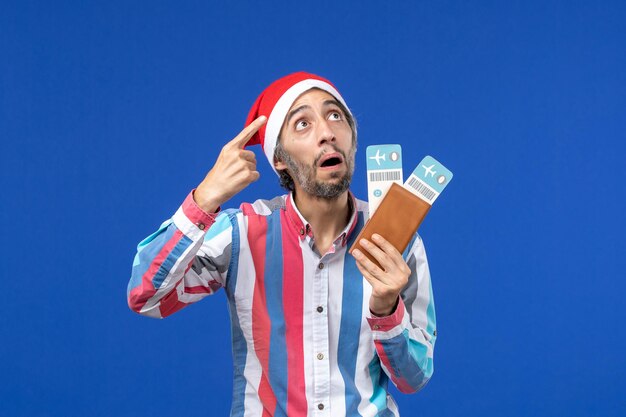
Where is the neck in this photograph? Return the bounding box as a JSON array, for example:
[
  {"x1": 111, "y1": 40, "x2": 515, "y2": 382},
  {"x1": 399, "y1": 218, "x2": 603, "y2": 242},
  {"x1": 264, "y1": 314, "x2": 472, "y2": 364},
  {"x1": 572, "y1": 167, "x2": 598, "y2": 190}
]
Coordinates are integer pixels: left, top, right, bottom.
[{"x1": 292, "y1": 189, "x2": 351, "y2": 245}]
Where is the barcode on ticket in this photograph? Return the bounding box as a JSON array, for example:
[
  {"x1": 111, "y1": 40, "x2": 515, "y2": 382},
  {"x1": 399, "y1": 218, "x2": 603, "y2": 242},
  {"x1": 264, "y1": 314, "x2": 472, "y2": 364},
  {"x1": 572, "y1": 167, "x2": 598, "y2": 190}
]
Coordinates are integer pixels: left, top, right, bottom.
[
  {"x1": 406, "y1": 175, "x2": 438, "y2": 203},
  {"x1": 369, "y1": 171, "x2": 402, "y2": 182}
]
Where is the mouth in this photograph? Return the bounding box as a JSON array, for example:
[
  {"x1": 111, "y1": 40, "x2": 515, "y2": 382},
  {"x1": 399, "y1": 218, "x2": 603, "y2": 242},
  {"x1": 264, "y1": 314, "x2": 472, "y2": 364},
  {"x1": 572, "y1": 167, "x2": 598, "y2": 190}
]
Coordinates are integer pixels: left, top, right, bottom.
[{"x1": 317, "y1": 152, "x2": 344, "y2": 169}]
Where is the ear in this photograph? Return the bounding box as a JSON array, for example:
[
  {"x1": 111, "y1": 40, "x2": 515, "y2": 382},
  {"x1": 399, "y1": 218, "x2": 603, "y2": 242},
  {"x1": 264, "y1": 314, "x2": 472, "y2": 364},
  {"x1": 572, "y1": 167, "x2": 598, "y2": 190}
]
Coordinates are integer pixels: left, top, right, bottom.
[{"x1": 274, "y1": 159, "x2": 288, "y2": 171}]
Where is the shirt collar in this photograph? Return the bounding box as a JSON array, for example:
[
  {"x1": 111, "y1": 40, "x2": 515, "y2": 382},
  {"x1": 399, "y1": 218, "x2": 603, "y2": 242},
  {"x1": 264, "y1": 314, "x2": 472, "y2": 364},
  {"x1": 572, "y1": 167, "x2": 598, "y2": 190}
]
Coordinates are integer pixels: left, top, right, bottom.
[{"x1": 285, "y1": 191, "x2": 359, "y2": 247}]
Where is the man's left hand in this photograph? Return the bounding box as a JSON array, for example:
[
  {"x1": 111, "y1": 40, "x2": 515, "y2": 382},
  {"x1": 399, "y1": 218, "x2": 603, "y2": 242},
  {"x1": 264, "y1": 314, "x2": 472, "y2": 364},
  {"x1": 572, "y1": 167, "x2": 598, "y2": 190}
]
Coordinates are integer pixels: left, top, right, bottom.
[{"x1": 352, "y1": 234, "x2": 410, "y2": 317}]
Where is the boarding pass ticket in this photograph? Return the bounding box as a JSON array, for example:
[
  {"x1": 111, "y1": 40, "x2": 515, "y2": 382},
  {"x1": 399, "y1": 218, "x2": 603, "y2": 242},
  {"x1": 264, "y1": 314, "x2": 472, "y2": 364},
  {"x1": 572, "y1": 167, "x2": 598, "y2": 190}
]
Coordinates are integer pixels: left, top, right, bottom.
[{"x1": 366, "y1": 144, "x2": 403, "y2": 215}]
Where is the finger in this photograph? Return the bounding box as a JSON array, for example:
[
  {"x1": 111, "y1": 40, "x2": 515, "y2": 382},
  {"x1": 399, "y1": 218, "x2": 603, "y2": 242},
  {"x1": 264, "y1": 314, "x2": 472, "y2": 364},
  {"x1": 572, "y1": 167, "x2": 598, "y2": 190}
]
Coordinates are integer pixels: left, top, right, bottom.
[
  {"x1": 229, "y1": 116, "x2": 267, "y2": 149},
  {"x1": 242, "y1": 160, "x2": 257, "y2": 172},
  {"x1": 352, "y1": 248, "x2": 385, "y2": 280},
  {"x1": 239, "y1": 149, "x2": 257, "y2": 163},
  {"x1": 355, "y1": 258, "x2": 396, "y2": 299},
  {"x1": 371, "y1": 234, "x2": 405, "y2": 268},
  {"x1": 358, "y1": 238, "x2": 394, "y2": 272},
  {"x1": 355, "y1": 260, "x2": 379, "y2": 287},
  {"x1": 233, "y1": 160, "x2": 258, "y2": 177}
]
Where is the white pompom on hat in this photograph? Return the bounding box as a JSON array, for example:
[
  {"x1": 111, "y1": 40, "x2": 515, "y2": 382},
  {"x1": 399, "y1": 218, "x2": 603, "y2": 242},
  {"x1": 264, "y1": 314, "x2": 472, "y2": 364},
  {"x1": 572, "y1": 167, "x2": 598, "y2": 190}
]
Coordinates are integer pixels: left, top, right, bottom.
[{"x1": 244, "y1": 71, "x2": 353, "y2": 175}]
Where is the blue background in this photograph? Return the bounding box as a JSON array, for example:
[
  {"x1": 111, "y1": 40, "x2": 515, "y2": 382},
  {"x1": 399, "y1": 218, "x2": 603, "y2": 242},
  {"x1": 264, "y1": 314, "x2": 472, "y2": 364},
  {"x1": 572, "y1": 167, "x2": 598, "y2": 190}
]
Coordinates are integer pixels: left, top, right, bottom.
[{"x1": 1, "y1": 1, "x2": 625, "y2": 416}]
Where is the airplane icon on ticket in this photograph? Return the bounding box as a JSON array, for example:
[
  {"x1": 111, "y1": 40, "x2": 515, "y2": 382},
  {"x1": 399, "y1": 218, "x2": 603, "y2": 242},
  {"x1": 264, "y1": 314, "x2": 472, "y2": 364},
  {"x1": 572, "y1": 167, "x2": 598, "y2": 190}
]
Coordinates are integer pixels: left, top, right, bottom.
[
  {"x1": 369, "y1": 149, "x2": 386, "y2": 166},
  {"x1": 422, "y1": 164, "x2": 436, "y2": 178}
]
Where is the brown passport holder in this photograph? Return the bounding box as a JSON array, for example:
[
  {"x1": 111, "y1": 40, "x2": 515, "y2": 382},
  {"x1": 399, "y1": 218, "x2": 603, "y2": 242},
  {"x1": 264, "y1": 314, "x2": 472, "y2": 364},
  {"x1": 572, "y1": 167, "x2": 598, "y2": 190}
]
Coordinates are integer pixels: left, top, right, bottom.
[{"x1": 349, "y1": 182, "x2": 431, "y2": 269}]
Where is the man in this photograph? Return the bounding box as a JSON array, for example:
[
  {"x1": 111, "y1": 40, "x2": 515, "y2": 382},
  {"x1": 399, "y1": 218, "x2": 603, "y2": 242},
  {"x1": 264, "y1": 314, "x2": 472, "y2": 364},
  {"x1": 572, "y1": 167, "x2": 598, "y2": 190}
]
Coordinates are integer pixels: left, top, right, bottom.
[{"x1": 128, "y1": 72, "x2": 436, "y2": 416}]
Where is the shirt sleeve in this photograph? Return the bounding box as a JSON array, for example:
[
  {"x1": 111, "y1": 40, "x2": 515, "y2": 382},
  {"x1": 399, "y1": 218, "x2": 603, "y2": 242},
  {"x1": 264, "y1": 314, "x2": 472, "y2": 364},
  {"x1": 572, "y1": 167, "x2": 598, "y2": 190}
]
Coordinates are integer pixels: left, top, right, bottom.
[
  {"x1": 366, "y1": 234, "x2": 437, "y2": 393},
  {"x1": 127, "y1": 191, "x2": 237, "y2": 319}
]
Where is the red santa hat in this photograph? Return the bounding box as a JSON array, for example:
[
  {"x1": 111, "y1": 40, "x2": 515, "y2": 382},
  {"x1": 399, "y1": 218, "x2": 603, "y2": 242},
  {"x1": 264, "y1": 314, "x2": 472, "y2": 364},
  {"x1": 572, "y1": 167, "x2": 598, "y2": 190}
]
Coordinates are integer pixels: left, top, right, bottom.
[{"x1": 245, "y1": 71, "x2": 352, "y2": 174}]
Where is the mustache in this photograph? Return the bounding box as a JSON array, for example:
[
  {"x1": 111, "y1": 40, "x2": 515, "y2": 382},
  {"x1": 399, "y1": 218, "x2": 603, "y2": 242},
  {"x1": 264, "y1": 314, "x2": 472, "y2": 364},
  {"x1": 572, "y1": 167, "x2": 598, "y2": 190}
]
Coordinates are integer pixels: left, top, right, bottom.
[{"x1": 313, "y1": 144, "x2": 347, "y2": 167}]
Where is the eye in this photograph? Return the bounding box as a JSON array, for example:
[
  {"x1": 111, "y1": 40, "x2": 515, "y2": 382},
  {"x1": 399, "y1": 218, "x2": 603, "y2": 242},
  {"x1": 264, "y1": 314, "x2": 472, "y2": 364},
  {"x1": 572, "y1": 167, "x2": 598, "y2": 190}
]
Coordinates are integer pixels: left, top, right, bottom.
[
  {"x1": 328, "y1": 111, "x2": 342, "y2": 121},
  {"x1": 295, "y1": 119, "x2": 309, "y2": 131}
]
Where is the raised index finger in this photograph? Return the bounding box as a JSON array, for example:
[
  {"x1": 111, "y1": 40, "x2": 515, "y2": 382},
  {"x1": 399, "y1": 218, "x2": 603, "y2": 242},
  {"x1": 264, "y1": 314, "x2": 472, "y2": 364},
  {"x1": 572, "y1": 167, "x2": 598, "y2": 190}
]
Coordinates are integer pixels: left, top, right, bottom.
[{"x1": 229, "y1": 115, "x2": 267, "y2": 149}]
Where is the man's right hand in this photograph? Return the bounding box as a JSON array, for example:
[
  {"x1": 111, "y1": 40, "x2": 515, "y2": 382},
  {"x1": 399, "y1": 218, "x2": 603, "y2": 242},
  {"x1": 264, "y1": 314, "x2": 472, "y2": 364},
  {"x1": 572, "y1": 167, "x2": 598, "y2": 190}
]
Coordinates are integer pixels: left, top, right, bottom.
[{"x1": 194, "y1": 116, "x2": 267, "y2": 213}]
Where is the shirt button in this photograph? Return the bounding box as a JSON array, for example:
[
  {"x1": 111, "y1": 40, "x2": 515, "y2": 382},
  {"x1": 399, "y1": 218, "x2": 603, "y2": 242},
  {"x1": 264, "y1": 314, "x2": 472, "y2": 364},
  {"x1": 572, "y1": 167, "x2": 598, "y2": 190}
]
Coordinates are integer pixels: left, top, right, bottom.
[
  {"x1": 317, "y1": 306, "x2": 324, "y2": 313},
  {"x1": 299, "y1": 228, "x2": 305, "y2": 235},
  {"x1": 318, "y1": 403, "x2": 324, "y2": 410},
  {"x1": 317, "y1": 353, "x2": 324, "y2": 360},
  {"x1": 197, "y1": 223, "x2": 205, "y2": 230},
  {"x1": 373, "y1": 325, "x2": 380, "y2": 330},
  {"x1": 318, "y1": 262, "x2": 324, "y2": 270}
]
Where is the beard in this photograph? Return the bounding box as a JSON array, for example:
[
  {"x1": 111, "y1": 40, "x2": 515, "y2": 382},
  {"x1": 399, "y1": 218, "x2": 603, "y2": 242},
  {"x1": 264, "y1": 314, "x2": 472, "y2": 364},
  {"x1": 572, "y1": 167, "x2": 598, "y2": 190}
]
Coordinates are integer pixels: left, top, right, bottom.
[{"x1": 280, "y1": 144, "x2": 355, "y2": 200}]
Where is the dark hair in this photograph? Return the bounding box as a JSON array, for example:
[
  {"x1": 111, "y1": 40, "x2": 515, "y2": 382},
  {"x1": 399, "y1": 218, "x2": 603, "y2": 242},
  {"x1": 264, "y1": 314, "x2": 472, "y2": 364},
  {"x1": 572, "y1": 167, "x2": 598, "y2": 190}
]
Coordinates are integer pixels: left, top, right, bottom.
[
  {"x1": 274, "y1": 142, "x2": 298, "y2": 192},
  {"x1": 274, "y1": 93, "x2": 357, "y2": 192}
]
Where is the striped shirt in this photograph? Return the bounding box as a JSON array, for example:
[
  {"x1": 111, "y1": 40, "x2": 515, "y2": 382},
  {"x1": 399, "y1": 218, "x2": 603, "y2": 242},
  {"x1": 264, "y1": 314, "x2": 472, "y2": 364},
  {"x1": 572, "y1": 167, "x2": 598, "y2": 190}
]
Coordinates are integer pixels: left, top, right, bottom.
[{"x1": 128, "y1": 191, "x2": 436, "y2": 417}]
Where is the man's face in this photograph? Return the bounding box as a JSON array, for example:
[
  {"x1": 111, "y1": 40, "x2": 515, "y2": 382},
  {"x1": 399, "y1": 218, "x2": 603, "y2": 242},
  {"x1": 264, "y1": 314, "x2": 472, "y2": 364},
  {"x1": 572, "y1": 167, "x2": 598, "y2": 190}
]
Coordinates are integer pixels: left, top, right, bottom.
[{"x1": 275, "y1": 89, "x2": 356, "y2": 199}]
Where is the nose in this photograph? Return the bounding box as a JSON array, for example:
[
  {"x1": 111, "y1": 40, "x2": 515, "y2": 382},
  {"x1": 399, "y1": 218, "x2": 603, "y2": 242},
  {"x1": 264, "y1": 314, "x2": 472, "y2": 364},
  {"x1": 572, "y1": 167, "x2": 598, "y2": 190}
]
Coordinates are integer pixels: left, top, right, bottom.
[{"x1": 317, "y1": 118, "x2": 336, "y2": 146}]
